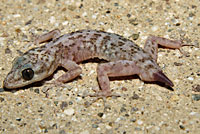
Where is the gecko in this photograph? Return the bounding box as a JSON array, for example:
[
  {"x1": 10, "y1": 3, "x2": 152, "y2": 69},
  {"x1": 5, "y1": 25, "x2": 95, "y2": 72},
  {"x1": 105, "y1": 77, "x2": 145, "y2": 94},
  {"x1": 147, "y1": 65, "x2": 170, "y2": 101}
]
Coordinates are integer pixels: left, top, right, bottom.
[{"x1": 3, "y1": 29, "x2": 191, "y2": 97}]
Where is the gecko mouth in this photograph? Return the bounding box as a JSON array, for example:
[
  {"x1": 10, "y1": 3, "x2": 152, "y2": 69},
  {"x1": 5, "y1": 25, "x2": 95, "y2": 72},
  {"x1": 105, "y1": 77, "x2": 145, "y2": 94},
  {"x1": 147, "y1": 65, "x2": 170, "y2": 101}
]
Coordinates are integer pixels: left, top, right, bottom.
[{"x1": 153, "y1": 71, "x2": 174, "y2": 87}]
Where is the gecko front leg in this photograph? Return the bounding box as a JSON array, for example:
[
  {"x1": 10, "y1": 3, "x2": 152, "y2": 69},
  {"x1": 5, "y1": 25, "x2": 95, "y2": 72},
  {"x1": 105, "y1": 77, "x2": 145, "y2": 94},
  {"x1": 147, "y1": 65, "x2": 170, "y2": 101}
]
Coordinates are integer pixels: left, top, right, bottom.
[
  {"x1": 57, "y1": 60, "x2": 82, "y2": 83},
  {"x1": 45, "y1": 59, "x2": 82, "y2": 88}
]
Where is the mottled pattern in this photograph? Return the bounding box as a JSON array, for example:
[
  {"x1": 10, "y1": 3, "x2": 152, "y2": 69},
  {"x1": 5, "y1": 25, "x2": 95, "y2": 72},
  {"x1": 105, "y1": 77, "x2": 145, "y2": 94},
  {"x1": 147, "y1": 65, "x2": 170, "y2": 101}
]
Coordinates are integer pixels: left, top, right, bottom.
[{"x1": 4, "y1": 29, "x2": 187, "y2": 97}]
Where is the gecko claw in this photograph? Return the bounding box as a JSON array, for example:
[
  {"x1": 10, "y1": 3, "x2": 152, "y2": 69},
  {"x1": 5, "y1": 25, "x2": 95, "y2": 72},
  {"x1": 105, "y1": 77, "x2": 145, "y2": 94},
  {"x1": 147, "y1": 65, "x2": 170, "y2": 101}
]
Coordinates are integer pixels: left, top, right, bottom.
[{"x1": 153, "y1": 71, "x2": 174, "y2": 87}]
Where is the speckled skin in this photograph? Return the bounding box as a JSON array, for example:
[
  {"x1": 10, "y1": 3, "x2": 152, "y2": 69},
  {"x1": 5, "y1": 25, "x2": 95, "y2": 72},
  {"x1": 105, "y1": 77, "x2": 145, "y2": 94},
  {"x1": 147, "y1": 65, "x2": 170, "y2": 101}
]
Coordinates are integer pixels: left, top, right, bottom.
[{"x1": 4, "y1": 29, "x2": 188, "y2": 97}]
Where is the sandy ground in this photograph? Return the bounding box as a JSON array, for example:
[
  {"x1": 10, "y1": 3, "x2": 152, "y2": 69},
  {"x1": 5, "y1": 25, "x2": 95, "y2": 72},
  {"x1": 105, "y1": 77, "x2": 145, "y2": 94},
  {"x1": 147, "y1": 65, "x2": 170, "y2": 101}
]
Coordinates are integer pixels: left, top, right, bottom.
[{"x1": 0, "y1": 0, "x2": 200, "y2": 133}]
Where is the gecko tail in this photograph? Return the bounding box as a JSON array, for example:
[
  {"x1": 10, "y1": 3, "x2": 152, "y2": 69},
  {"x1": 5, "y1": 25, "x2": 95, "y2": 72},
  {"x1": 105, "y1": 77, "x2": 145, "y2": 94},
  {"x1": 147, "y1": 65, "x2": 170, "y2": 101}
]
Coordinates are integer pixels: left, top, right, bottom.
[{"x1": 153, "y1": 71, "x2": 174, "y2": 87}]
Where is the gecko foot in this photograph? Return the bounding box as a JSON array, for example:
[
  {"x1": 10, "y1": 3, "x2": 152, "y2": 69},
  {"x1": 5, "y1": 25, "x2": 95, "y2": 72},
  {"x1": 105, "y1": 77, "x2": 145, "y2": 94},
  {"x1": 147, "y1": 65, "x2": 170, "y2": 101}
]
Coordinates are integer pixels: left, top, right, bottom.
[
  {"x1": 45, "y1": 81, "x2": 66, "y2": 88},
  {"x1": 90, "y1": 86, "x2": 121, "y2": 98},
  {"x1": 178, "y1": 42, "x2": 196, "y2": 56},
  {"x1": 84, "y1": 87, "x2": 121, "y2": 107}
]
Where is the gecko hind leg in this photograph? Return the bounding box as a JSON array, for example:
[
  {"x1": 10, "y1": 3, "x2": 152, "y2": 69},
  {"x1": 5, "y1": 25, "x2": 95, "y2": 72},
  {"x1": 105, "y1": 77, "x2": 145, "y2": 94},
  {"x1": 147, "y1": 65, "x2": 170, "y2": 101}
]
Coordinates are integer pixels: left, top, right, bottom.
[
  {"x1": 34, "y1": 29, "x2": 61, "y2": 45},
  {"x1": 144, "y1": 35, "x2": 194, "y2": 61},
  {"x1": 86, "y1": 60, "x2": 140, "y2": 100}
]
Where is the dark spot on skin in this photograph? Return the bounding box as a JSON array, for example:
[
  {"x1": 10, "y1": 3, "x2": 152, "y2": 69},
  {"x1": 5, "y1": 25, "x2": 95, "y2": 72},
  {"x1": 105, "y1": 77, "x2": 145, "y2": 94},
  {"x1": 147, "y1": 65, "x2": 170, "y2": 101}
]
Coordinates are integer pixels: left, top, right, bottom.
[
  {"x1": 118, "y1": 41, "x2": 124, "y2": 46},
  {"x1": 110, "y1": 44, "x2": 115, "y2": 50},
  {"x1": 103, "y1": 81, "x2": 107, "y2": 85},
  {"x1": 69, "y1": 43, "x2": 76, "y2": 47},
  {"x1": 124, "y1": 62, "x2": 130, "y2": 67},
  {"x1": 118, "y1": 37, "x2": 128, "y2": 42},
  {"x1": 77, "y1": 46, "x2": 81, "y2": 51},
  {"x1": 97, "y1": 30, "x2": 107, "y2": 34},
  {"x1": 151, "y1": 49, "x2": 154, "y2": 54},
  {"x1": 114, "y1": 51, "x2": 118, "y2": 56},
  {"x1": 90, "y1": 37, "x2": 97, "y2": 44},
  {"x1": 100, "y1": 37, "x2": 110, "y2": 48},
  {"x1": 110, "y1": 43, "x2": 115, "y2": 46},
  {"x1": 145, "y1": 64, "x2": 154, "y2": 69},
  {"x1": 68, "y1": 36, "x2": 75, "y2": 40},
  {"x1": 134, "y1": 45, "x2": 141, "y2": 51},
  {"x1": 88, "y1": 45, "x2": 92, "y2": 51},
  {"x1": 138, "y1": 58, "x2": 145, "y2": 63},
  {"x1": 93, "y1": 44, "x2": 97, "y2": 52},
  {"x1": 52, "y1": 35, "x2": 63, "y2": 43},
  {"x1": 130, "y1": 48, "x2": 136, "y2": 53},
  {"x1": 108, "y1": 52, "x2": 112, "y2": 57},
  {"x1": 68, "y1": 31, "x2": 75, "y2": 36},
  {"x1": 93, "y1": 33, "x2": 102, "y2": 38},
  {"x1": 76, "y1": 34, "x2": 83, "y2": 39},
  {"x1": 135, "y1": 60, "x2": 138, "y2": 64},
  {"x1": 45, "y1": 58, "x2": 49, "y2": 62},
  {"x1": 104, "y1": 36, "x2": 111, "y2": 41},
  {"x1": 121, "y1": 49, "x2": 127, "y2": 53}
]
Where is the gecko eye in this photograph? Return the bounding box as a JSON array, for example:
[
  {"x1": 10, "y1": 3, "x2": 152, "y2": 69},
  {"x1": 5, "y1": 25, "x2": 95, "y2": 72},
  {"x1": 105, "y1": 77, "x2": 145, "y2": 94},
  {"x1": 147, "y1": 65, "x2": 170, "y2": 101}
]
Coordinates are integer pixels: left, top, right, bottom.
[{"x1": 22, "y1": 68, "x2": 34, "y2": 80}]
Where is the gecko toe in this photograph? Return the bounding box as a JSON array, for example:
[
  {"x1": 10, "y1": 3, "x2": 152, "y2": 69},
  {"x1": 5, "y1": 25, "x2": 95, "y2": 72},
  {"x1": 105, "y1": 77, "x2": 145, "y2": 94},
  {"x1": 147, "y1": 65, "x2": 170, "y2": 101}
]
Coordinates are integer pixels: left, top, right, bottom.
[{"x1": 153, "y1": 71, "x2": 174, "y2": 87}]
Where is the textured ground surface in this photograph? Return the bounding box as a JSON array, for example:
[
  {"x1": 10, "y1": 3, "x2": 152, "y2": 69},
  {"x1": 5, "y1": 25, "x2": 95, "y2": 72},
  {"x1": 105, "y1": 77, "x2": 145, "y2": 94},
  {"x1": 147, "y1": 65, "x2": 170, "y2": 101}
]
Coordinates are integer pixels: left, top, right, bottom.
[{"x1": 0, "y1": 0, "x2": 200, "y2": 133}]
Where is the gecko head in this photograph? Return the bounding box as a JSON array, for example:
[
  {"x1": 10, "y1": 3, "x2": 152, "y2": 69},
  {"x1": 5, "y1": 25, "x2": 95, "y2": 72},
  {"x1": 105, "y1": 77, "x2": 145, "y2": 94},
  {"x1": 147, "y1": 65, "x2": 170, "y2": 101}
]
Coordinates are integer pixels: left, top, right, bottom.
[
  {"x1": 3, "y1": 48, "x2": 58, "y2": 89},
  {"x1": 139, "y1": 62, "x2": 174, "y2": 87}
]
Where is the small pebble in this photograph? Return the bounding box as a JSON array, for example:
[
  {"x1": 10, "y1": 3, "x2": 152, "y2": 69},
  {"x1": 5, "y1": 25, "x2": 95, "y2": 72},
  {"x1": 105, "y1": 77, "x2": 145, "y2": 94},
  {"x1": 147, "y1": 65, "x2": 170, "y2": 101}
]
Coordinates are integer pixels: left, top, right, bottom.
[
  {"x1": 187, "y1": 77, "x2": 194, "y2": 81},
  {"x1": 151, "y1": 26, "x2": 158, "y2": 31},
  {"x1": 34, "y1": 88, "x2": 40, "y2": 94},
  {"x1": 5, "y1": 47, "x2": 11, "y2": 54},
  {"x1": 0, "y1": 97, "x2": 5, "y2": 102},
  {"x1": 25, "y1": 19, "x2": 32, "y2": 25},
  {"x1": 62, "y1": 21, "x2": 69, "y2": 25},
  {"x1": 97, "y1": 112, "x2": 104, "y2": 117},
  {"x1": 0, "y1": 88, "x2": 5, "y2": 92},
  {"x1": 92, "y1": 124, "x2": 98, "y2": 128},
  {"x1": 130, "y1": 93, "x2": 139, "y2": 100},
  {"x1": 80, "y1": 130, "x2": 90, "y2": 134},
  {"x1": 192, "y1": 84, "x2": 200, "y2": 92},
  {"x1": 170, "y1": 94, "x2": 180, "y2": 101},
  {"x1": 58, "y1": 130, "x2": 65, "y2": 134},
  {"x1": 179, "y1": 125, "x2": 185, "y2": 130},
  {"x1": 130, "y1": 118, "x2": 136, "y2": 122},
  {"x1": 13, "y1": 14, "x2": 21, "y2": 17},
  {"x1": 49, "y1": 16, "x2": 56, "y2": 24},
  {"x1": 130, "y1": 33, "x2": 139, "y2": 40},
  {"x1": 82, "y1": 12, "x2": 87, "y2": 17},
  {"x1": 64, "y1": 108, "x2": 75, "y2": 116},
  {"x1": 131, "y1": 107, "x2": 139, "y2": 113},
  {"x1": 192, "y1": 94, "x2": 200, "y2": 101},
  {"x1": 106, "y1": 125, "x2": 112, "y2": 129},
  {"x1": 135, "y1": 127, "x2": 141, "y2": 131},
  {"x1": 107, "y1": 29, "x2": 114, "y2": 33},
  {"x1": 137, "y1": 120, "x2": 143, "y2": 125},
  {"x1": 16, "y1": 118, "x2": 21, "y2": 121},
  {"x1": 60, "y1": 101, "x2": 68, "y2": 110},
  {"x1": 156, "y1": 95, "x2": 163, "y2": 101},
  {"x1": 189, "y1": 112, "x2": 197, "y2": 116}
]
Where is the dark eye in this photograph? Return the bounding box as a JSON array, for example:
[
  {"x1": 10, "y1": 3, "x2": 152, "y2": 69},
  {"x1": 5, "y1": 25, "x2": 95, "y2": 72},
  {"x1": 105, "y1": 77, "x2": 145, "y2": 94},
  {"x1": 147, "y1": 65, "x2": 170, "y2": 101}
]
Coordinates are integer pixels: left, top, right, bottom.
[{"x1": 22, "y1": 68, "x2": 34, "y2": 80}]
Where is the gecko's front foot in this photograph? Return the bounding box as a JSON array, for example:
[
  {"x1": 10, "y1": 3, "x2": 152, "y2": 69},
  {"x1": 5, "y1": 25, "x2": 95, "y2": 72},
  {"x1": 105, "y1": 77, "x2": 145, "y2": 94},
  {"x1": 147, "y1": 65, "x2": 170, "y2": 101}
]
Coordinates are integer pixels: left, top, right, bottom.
[
  {"x1": 90, "y1": 87, "x2": 121, "y2": 98},
  {"x1": 83, "y1": 87, "x2": 121, "y2": 107},
  {"x1": 45, "y1": 81, "x2": 67, "y2": 88}
]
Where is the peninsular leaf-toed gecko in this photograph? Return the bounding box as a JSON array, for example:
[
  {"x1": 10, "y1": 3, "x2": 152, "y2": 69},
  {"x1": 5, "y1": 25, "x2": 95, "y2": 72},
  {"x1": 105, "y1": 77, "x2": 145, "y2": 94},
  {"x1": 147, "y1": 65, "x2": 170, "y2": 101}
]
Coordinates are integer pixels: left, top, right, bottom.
[{"x1": 3, "y1": 29, "x2": 191, "y2": 97}]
